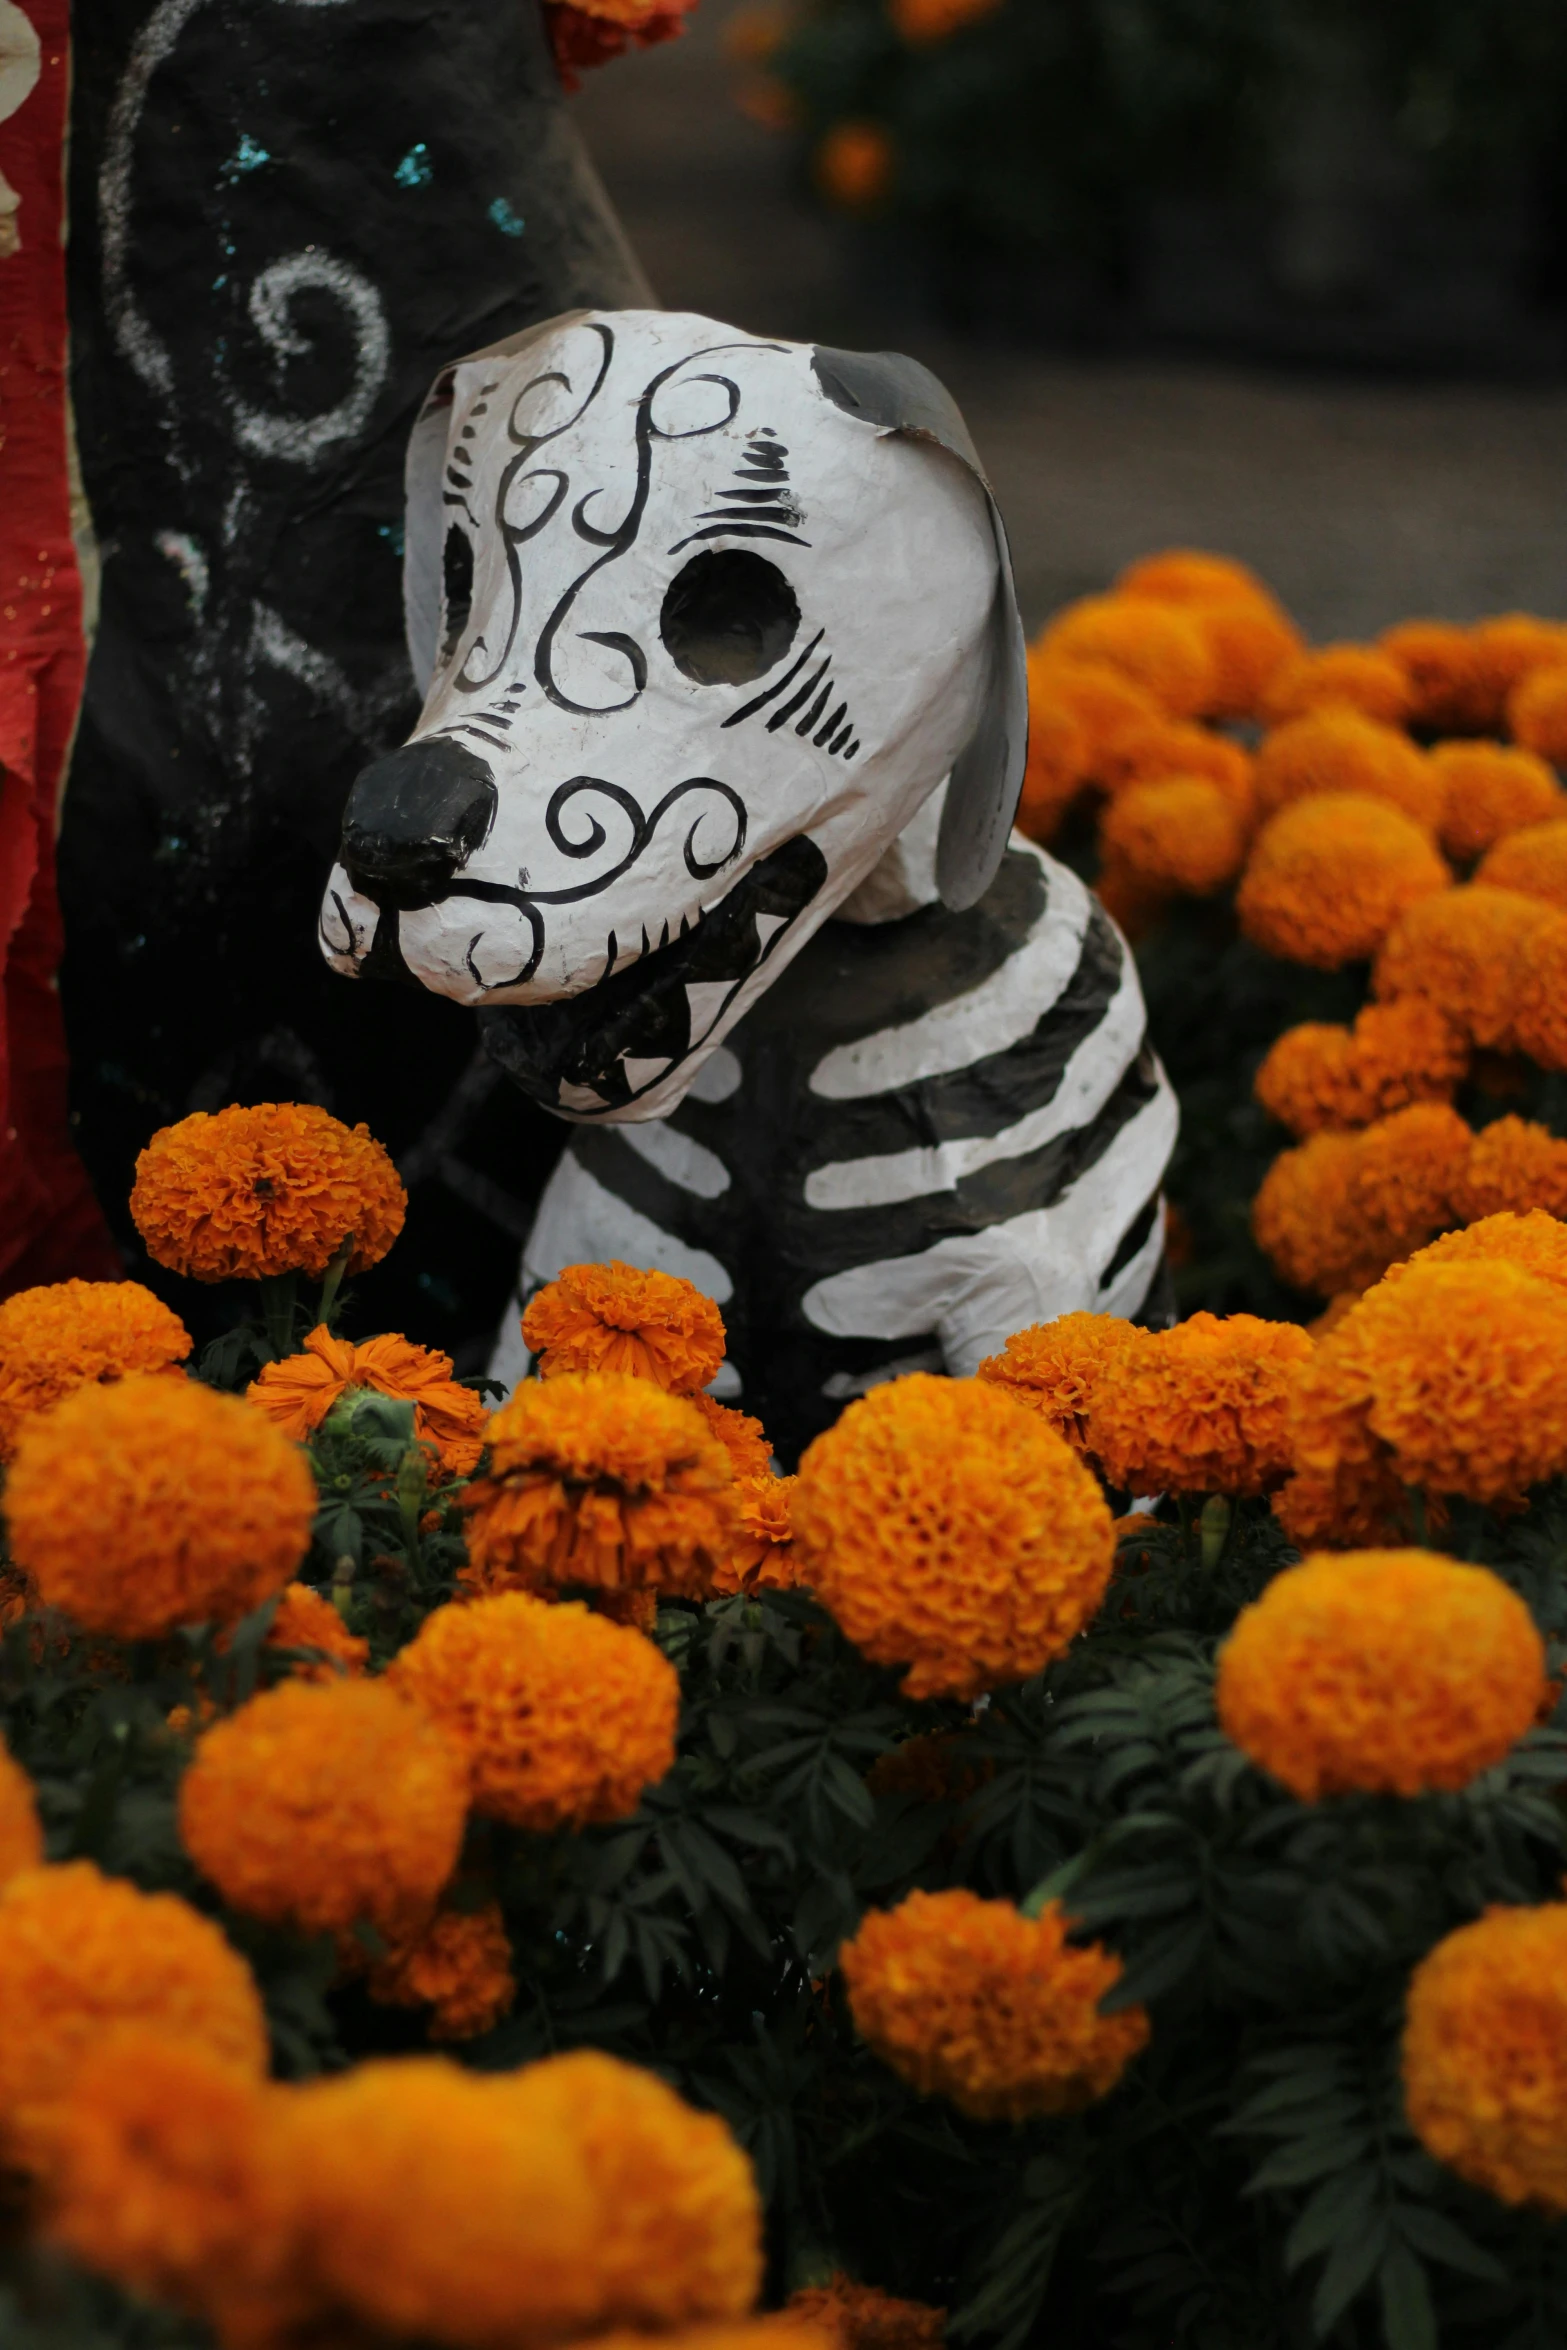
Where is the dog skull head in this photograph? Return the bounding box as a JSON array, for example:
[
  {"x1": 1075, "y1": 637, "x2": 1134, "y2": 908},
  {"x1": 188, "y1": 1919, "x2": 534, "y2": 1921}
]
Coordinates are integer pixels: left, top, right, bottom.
[{"x1": 322, "y1": 308, "x2": 1026, "y2": 1121}]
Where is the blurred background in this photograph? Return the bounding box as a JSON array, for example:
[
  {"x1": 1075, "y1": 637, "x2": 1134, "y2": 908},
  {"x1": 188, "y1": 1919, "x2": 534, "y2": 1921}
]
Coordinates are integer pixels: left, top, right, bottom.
[{"x1": 572, "y1": 0, "x2": 1567, "y2": 635}]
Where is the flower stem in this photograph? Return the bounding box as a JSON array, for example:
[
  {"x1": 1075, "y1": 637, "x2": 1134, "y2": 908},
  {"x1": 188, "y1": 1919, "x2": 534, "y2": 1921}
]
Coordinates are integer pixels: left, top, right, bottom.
[
  {"x1": 317, "y1": 1240, "x2": 354, "y2": 1334},
  {"x1": 257, "y1": 1273, "x2": 299, "y2": 1363}
]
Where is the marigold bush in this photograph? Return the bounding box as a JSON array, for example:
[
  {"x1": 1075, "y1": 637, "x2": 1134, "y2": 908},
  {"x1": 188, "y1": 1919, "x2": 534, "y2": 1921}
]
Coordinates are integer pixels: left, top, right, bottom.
[
  {"x1": 0, "y1": 1279, "x2": 190, "y2": 1460},
  {"x1": 462, "y1": 1370, "x2": 739, "y2": 1601},
  {"x1": 1403, "y1": 1907, "x2": 1567, "y2": 2212},
  {"x1": 1236, "y1": 794, "x2": 1449, "y2": 970},
  {"x1": 178, "y1": 1679, "x2": 467, "y2": 1942},
  {"x1": 0, "y1": 1865, "x2": 266, "y2": 2157},
  {"x1": 131, "y1": 1101, "x2": 405, "y2": 1280},
  {"x1": 1216, "y1": 1551, "x2": 1546, "y2": 1800},
  {"x1": 2, "y1": 1376, "x2": 315, "y2": 1639},
  {"x1": 523, "y1": 1259, "x2": 729, "y2": 1391},
  {"x1": 794, "y1": 1375, "x2": 1113, "y2": 1699},
  {"x1": 389, "y1": 1591, "x2": 678, "y2": 1830},
  {"x1": 1432, "y1": 740, "x2": 1561, "y2": 864},
  {"x1": 248, "y1": 1324, "x2": 489, "y2": 1475},
  {"x1": 1261, "y1": 643, "x2": 1415, "y2": 728},
  {"x1": 975, "y1": 1310, "x2": 1139, "y2": 1459},
  {"x1": 1252, "y1": 709, "x2": 1437, "y2": 826},
  {"x1": 841, "y1": 1889, "x2": 1148, "y2": 2121},
  {"x1": 1254, "y1": 998, "x2": 1468, "y2": 1136},
  {"x1": 1096, "y1": 719, "x2": 1254, "y2": 808},
  {"x1": 1099, "y1": 777, "x2": 1247, "y2": 897},
  {"x1": 1087, "y1": 1312, "x2": 1314, "y2": 1497}
]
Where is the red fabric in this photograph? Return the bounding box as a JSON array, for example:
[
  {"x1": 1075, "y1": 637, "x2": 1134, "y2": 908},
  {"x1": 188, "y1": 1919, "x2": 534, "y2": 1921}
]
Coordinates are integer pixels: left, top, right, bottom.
[
  {"x1": 0, "y1": 0, "x2": 119, "y2": 1294},
  {"x1": 545, "y1": 1, "x2": 690, "y2": 93}
]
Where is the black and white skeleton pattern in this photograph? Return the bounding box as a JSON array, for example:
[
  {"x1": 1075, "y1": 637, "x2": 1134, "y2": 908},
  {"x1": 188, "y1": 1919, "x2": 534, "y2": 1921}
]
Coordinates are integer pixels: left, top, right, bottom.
[{"x1": 326, "y1": 308, "x2": 1178, "y2": 1456}]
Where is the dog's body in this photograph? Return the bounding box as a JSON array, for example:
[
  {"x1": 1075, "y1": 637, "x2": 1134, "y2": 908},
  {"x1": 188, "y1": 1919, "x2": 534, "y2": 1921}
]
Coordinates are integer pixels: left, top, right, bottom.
[{"x1": 328, "y1": 308, "x2": 1177, "y2": 1440}]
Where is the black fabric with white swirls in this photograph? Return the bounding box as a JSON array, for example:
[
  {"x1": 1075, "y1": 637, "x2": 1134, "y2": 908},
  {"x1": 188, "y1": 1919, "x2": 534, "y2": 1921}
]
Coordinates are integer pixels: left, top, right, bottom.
[{"x1": 59, "y1": 0, "x2": 643, "y2": 1351}]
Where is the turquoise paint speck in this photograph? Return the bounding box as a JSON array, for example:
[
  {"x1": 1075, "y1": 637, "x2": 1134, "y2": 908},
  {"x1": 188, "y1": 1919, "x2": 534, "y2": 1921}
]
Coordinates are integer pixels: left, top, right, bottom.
[
  {"x1": 378, "y1": 522, "x2": 406, "y2": 557},
  {"x1": 395, "y1": 142, "x2": 433, "y2": 189},
  {"x1": 488, "y1": 196, "x2": 526, "y2": 237},
  {"x1": 221, "y1": 132, "x2": 270, "y2": 181}
]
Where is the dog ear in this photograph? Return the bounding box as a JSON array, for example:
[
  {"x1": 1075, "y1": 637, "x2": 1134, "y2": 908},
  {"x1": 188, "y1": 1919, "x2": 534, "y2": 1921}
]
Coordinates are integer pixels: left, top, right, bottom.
[
  {"x1": 811, "y1": 346, "x2": 1028, "y2": 912},
  {"x1": 403, "y1": 310, "x2": 592, "y2": 697}
]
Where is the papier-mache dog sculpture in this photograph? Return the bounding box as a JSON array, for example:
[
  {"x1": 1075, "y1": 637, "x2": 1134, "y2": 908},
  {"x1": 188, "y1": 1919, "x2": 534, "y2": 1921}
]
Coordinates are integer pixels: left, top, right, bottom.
[{"x1": 324, "y1": 309, "x2": 1178, "y2": 1460}]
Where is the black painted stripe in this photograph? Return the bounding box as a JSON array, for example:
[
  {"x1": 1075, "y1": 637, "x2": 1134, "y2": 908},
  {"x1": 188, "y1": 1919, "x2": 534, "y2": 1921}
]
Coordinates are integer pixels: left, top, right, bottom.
[
  {"x1": 814, "y1": 701, "x2": 848, "y2": 746},
  {"x1": 766, "y1": 659, "x2": 831, "y2": 731},
  {"x1": 668, "y1": 524, "x2": 810, "y2": 554},
  {"x1": 568, "y1": 1129, "x2": 739, "y2": 1266},
  {"x1": 796, "y1": 682, "x2": 834, "y2": 735},
  {"x1": 1102, "y1": 1188, "x2": 1160, "y2": 1284},
  {"x1": 721, "y1": 630, "x2": 824, "y2": 729}
]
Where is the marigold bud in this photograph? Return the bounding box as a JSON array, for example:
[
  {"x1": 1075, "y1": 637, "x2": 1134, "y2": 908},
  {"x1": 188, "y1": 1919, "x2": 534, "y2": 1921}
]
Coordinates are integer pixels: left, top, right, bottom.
[
  {"x1": 1218, "y1": 1550, "x2": 1545, "y2": 1800},
  {"x1": 976, "y1": 1310, "x2": 1140, "y2": 1461},
  {"x1": 1088, "y1": 1312, "x2": 1314, "y2": 1497},
  {"x1": 1475, "y1": 815, "x2": 1567, "y2": 915},
  {"x1": 1253, "y1": 710, "x2": 1438, "y2": 827},
  {"x1": 1404, "y1": 1907, "x2": 1567, "y2": 2212},
  {"x1": 794, "y1": 1375, "x2": 1113, "y2": 1700},
  {"x1": 522, "y1": 1260, "x2": 727, "y2": 1393},
  {"x1": 1453, "y1": 1116, "x2": 1567, "y2": 1224},
  {"x1": 368, "y1": 1899, "x2": 517, "y2": 2042},
  {"x1": 1507, "y1": 663, "x2": 1567, "y2": 764},
  {"x1": 841, "y1": 1888, "x2": 1148, "y2": 2121},
  {"x1": 1237, "y1": 795, "x2": 1449, "y2": 970},
  {"x1": 1255, "y1": 998, "x2": 1468, "y2": 1138},
  {"x1": 1379, "y1": 621, "x2": 1497, "y2": 736},
  {"x1": 1099, "y1": 776, "x2": 1247, "y2": 896},
  {"x1": 1262, "y1": 643, "x2": 1414, "y2": 728},
  {"x1": 3, "y1": 1377, "x2": 315, "y2": 1640},
  {"x1": 1038, "y1": 595, "x2": 1213, "y2": 718}
]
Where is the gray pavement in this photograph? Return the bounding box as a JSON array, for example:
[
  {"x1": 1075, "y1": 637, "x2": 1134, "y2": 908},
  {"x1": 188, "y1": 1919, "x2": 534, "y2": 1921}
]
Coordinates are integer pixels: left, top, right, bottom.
[{"x1": 572, "y1": 4, "x2": 1567, "y2": 638}]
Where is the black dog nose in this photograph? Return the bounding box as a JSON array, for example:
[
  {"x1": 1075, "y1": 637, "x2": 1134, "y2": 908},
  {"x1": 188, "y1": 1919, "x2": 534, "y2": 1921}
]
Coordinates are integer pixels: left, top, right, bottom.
[{"x1": 340, "y1": 738, "x2": 498, "y2": 910}]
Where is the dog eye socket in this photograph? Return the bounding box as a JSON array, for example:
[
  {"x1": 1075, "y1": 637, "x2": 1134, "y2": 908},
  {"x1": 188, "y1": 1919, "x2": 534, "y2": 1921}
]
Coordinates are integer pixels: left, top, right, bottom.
[
  {"x1": 660, "y1": 550, "x2": 800, "y2": 686},
  {"x1": 440, "y1": 524, "x2": 474, "y2": 665}
]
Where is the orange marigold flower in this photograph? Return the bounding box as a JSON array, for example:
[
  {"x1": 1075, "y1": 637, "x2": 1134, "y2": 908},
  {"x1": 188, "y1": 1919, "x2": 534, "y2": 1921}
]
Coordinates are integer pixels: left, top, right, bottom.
[
  {"x1": 1025, "y1": 654, "x2": 1163, "y2": 782},
  {"x1": 284, "y1": 2056, "x2": 607, "y2": 2349},
  {"x1": 1262, "y1": 643, "x2": 1415, "y2": 729},
  {"x1": 1432, "y1": 740, "x2": 1562, "y2": 864},
  {"x1": 0, "y1": 1863, "x2": 266, "y2": 2159},
  {"x1": 1253, "y1": 709, "x2": 1438, "y2": 827},
  {"x1": 523, "y1": 1259, "x2": 727, "y2": 1393},
  {"x1": 1114, "y1": 548, "x2": 1275, "y2": 608},
  {"x1": 1251, "y1": 1100, "x2": 1472, "y2": 1302},
  {"x1": 780, "y1": 2273, "x2": 946, "y2": 2350},
  {"x1": 1453, "y1": 1116, "x2": 1567, "y2": 1224},
  {"x1": 462, "y1": 1371, "x2": 739, "y2": 1602},
  {"x1": 713, "y1": 1472, "x2": 801, "y2": 1596},
  {"x1": 1507, "y1": 905, "x2": 1567, "y2": 1073},
  {"x1": 1473, "y1": 613, "x2": 1567, "y2": 709},
  {"x1": 1113, "y1": 551, "x2": 1302, "y2": 718},
  {"x1": 389, "y1": 1591, "x2": 678, "y2": 1830},
  {"x1": 1237, "y1": 794, "x2": 1450, "y2": 970},
  {"x1": 1276, "y1": 1258, "x2": 1567, "y2": 1543},
  {"x1": 1015, "y1": 692, "x2": 1089, "y2": 844},
  {"x1": 548, "y1": 1, "x2": 693, "y2": 93},
  {"x1": 0, "y1": 1279, "x2": 190, "y2": 1461},
  {"x1": 264, "y1": 1581, "x2": 368, "y2": 1680},
  {"x1": 888, "y1": 0, "x2": 1000, "y2": 41},
  {"x1": 691, "y1": 1391, "x2": 773, "y2": 1479},
  {"x1": 841, "y1": 1889, "x2": 1147, "y2": 2122},
  {"x1": 369, "y1": 1899, "x2": 517, "y2": 2042},
  {"x1": 1255, "y1": 998, "x2": 1468, "y2": 1137},
  {"x1": 1373, "y1": 882, "x2": 1567, "y2": 1054},
  {"x1": 3, "y1": 1376, "x2": 315, "y2": 1640},
  {"x1": 1217, "y1": 1550, "x2": 1545, "y2": 1800},
  {"x1": 1507, "y1": 663, "x2": 1567, "y2": 765},
  {"x1": 1403, "y1": 1907, "x2": 1567, "y2": 2212},
  {"x1": 975, "y1": 1310, "x2": 1141, "y2": 1461},
  {"x1": 515, "y1": 2048, "x2": 763, "y2": 2331},
  {"x1": 1093, "y1": 856, "x2": 1170, "y2": 941},
  {"x1": 0, "y1": 1744, "x2": 40, "y2": 1893},
  {"x1": 1476, "y1": 817, "x2": 1567, "y2": 913},
  {"x1": 131, "y1": 1101, "x2": 405, "y2": 1282},
  {"x1": 1088, "y1": 1312, "x2": 1314, "y2": 1498},
  {"x1": 43, "y1": 2032, "x2": 302, "y2": 2335},
  {"x1": 814, "y1": 121, "x2": 892, "y2": 209},
  {"x1": 248, "y1": 1323, "x2": 489, "y2": 1475},
  {"x1": 793, "y1": 1375, "x2": 1114, "y2": 1701},
  {"x1": 1038, "y1": 595, "x2": 1213, "y2": 718},
  {"x1": 1390, "y1": 1209, "x2": 1567, "y2": 1298},
  {"x1": 1096, "y1": 720, "x2": 1254, "y2": 814},
  {"x1": 1098, "y1": 777, "x2": 1247, "y2": 896},
  {"x1": 178, "y1": 1679, "x2": 467, "y2": 1942},
  {"x1": 1379, "y1": 620, "x2": 1497, "y2": 736}
]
